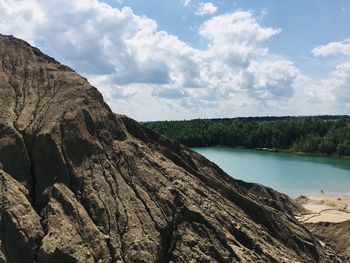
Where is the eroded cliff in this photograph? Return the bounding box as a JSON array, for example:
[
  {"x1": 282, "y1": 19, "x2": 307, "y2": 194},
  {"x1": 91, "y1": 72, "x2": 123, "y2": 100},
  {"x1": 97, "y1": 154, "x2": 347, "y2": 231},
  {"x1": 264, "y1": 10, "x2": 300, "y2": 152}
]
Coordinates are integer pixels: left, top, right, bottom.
[{"x1": 0, "y1": 35, "x2": 340, "y2": 262}]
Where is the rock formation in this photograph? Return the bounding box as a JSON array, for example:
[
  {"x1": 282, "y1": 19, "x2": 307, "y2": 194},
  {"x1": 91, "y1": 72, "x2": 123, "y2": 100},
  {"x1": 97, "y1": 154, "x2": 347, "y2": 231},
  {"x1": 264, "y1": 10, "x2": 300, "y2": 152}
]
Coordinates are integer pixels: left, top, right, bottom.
[
  {"x1": 0, "y1": 34, "x2": 341, "y2": 262},
  {"x1": 306, "y1": 221, "x2": 350, "y2": 261}
]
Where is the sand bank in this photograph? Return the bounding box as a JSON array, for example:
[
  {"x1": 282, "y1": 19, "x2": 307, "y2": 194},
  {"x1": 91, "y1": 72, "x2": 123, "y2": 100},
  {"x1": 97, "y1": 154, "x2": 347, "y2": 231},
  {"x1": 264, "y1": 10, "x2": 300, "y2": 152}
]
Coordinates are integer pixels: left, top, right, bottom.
[{"x1": 295, "y1": 194, "x2": 350, "y2": 223}]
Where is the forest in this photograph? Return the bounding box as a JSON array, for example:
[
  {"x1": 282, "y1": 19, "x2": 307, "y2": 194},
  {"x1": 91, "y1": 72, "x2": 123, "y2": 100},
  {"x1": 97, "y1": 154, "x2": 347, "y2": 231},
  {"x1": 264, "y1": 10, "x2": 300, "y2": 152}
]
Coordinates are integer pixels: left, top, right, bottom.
[{"x1": 145, "y1": 116, "x2": 350, "y2": 157}]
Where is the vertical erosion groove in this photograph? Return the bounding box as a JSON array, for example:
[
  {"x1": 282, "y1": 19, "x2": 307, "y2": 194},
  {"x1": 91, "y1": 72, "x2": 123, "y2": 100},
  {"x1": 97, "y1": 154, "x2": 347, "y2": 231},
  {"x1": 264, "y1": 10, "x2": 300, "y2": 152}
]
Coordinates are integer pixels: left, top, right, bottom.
[{"x1": 0, "y1": 35, "x2": 340, "y2": 262}]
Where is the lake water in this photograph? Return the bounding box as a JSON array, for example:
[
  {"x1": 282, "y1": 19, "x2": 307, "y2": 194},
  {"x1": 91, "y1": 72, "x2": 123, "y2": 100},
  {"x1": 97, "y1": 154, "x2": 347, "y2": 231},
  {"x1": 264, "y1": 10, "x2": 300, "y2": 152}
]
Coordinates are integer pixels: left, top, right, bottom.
[{"x1": 192, "y1": 147, "x2": 350, "y2": 198}]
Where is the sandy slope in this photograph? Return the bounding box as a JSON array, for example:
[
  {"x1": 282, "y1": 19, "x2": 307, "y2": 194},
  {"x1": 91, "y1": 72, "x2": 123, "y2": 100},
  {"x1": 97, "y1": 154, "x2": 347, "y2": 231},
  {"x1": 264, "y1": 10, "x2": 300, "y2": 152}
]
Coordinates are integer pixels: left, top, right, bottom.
[
  {"x1": 296, "y1": 194, "x2": 350, "y2": 223},
  {"x1": 1, "y1": 34, "x2": 338, "y2": 263}
]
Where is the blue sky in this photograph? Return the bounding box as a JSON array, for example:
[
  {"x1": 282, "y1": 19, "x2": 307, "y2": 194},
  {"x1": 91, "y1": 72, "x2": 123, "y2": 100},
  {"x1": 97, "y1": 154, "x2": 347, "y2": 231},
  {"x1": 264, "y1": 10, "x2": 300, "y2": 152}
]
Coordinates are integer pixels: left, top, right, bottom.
[
  {"x1": 109, "y1": 0, "x2": 350, "y2": 76},
  {"x1": 1, "y1": 0, "x2": 350, "y2": 120}
]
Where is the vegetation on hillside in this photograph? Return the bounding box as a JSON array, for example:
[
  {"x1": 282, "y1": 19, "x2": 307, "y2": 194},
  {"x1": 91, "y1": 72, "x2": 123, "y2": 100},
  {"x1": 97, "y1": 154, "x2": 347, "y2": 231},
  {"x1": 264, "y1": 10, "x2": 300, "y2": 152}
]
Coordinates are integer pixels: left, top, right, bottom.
[{"x1": 145, "y1": 116, "x2": 350, "y2": 156}]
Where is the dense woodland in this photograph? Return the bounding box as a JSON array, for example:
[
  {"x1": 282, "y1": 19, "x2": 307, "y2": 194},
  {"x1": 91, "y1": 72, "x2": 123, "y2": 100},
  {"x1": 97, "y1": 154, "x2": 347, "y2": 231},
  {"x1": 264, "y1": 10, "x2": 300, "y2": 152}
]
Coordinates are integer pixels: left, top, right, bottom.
[{"x1": 145, "y1": 116, "x2": 350, "y2": 157}]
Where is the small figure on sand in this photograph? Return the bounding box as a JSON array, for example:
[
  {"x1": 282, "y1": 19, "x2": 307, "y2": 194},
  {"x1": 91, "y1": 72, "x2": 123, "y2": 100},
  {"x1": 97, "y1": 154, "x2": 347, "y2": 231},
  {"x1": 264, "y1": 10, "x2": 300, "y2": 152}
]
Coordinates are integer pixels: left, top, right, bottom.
[{"x1": 321, "y1": 189, "x2": 324, "y2": 194}]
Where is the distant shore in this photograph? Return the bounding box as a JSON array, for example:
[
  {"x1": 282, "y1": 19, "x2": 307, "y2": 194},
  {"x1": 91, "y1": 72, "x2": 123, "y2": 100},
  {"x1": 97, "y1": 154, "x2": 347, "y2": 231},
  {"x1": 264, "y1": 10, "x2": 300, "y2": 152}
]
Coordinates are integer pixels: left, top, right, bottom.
[
  {"x1": 198, "y1": 145, "x2": 350, "y2": 160},
  {"x1": 295, "y1": 194, "x2": 350, "y2": 223},
  {"x1": 257, "y1": 147, "x2": 350, "y2": 160}
]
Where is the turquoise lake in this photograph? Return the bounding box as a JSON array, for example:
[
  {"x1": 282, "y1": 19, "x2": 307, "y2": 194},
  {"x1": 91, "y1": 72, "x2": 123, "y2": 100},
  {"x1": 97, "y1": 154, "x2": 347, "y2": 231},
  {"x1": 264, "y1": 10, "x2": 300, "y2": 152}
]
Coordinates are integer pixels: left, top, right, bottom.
[{"x1": 192, "y1": 147, "x2": 350, "y2": 198}]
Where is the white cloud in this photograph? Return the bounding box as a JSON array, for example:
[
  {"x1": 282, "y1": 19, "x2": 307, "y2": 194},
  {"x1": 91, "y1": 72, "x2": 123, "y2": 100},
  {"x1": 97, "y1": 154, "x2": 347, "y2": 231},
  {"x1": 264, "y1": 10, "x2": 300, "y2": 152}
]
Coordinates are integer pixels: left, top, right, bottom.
[
  {"x1": 326, "y1": 62, "x2": 350, "y2": 102},
  {"x1": 195, "y1": 2, "x2": 218, "y2": 16},
  {"x1": 0, "y1": 0, "x2": 195, "y2": 85},
  {"x1": 308, "y1": 62, "x2": 350, "y2": 103},
  {"x1": 246, "y1": 60, "x2": 299, "y2": 99},
  {"x1": 311, "y1": 38, "x2": 350, "y2": 57},
  {"x1": 307, "y1": 39, "x2": 350, "y2": 109},
  {"x1": 181, "y1": 0, "x2": 191, "y2": 7},
  {"x1": 199, "y1": 11, "x2": 280, "y2": 66},
  {"x1": 0, "y1": 0, "x2": 303, "y2": 120}
]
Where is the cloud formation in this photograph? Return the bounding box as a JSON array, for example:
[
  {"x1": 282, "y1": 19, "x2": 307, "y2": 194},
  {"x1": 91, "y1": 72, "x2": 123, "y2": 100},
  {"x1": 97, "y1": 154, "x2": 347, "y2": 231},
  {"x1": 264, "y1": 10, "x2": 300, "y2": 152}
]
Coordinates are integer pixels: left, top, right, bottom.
[
  {"x1": 308, "y1": 38, "x2": 350, "y2": 106},
  {"x1": 181, "y1": 0, "x2": 191, "y2": 7},
  {"x1": 246, "y1": 60, "x2": 299, "y2": 99},
  {"x1": 0, "y1": 0, "x2": 307, "y2": 119},
  {"x1": 199, "y1": 12, "x2": 281, "y2": 65},
  {"x1": 312, "y1": 38, "x2": 350, "y2": 57},
  {"x1": 195, "y1": 2, "x2": 218, "y2": 16},
  {"x1": 308, "y1": 62, "x2": 350, "y2": 104}
]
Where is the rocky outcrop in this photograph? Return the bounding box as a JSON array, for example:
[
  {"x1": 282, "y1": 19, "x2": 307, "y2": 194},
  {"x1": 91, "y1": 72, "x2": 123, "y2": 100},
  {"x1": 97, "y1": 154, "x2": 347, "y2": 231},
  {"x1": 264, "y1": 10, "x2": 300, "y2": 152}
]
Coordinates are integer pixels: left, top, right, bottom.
[
  {"x1": 0, "y1": 169, "x2": 43, "y2": 263},
  {"x1": 235, "y1": 180, "x2": 306, "y2": 216},
  {"x1": 306, "y1": 221, "x2": 350, "y2": 261},
  {"x1": 0, "y1": 34, "x2": 341, "y2": 262}
]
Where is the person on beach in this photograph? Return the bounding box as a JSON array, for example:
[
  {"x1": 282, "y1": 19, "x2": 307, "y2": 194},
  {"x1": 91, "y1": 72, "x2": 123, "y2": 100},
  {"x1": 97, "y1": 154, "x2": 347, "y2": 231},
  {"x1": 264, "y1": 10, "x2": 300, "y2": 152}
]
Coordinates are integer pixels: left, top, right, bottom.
[{"x1": 321, "y1": 190, "x2": 324, "y2": 194}]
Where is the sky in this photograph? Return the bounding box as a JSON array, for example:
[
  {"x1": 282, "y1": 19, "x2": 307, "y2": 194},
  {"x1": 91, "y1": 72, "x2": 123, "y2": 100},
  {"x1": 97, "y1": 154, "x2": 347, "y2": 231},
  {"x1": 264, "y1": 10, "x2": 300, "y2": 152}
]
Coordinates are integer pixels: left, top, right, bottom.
[{"x1": 1, "y1": 0, "x2": 350, "y2": 121}]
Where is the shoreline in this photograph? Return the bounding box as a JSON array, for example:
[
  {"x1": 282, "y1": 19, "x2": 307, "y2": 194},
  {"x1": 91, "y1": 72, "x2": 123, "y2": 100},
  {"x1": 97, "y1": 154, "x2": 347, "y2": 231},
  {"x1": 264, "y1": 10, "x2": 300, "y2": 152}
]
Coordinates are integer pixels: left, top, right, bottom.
[
  {"x1": 194, "y1": 145, "x2": 350, "y2": 160},
  {"x1": 257, "y1": 147, "x2": 350, "y2": 160},
  {"x1": 295, "y1": 194, "x2": 350, "y2": 223}
]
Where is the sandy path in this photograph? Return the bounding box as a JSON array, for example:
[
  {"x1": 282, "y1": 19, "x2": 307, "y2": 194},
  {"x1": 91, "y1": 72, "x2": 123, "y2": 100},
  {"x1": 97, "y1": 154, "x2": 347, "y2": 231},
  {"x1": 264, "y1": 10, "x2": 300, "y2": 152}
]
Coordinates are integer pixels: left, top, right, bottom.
[{"x1": 295, "y1": 194, "x2": 350, "y2": 223}]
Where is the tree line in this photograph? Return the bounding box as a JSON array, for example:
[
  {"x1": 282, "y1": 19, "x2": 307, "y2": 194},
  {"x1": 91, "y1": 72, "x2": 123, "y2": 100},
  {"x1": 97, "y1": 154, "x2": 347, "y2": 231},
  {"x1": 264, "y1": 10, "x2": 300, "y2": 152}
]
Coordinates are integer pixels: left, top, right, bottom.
[{"x1": 145, "y1": 116, "x2": 350, "y2": 157}]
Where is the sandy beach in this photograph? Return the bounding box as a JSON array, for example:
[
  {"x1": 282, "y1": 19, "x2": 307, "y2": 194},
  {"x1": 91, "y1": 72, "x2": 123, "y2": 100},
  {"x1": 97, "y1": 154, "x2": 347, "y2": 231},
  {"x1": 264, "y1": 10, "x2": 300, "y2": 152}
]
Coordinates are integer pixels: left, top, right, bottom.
[{"x1": 295, "y1": 194, "x2": 350, "y2": 223}]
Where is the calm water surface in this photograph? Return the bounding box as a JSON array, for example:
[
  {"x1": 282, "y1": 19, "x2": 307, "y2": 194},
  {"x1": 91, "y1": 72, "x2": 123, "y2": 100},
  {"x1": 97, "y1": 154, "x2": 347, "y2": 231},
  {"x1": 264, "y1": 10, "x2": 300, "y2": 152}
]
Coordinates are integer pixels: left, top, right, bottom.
[{"x1": 192, "y1": 147, "x2": 350, "y2": 198}]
